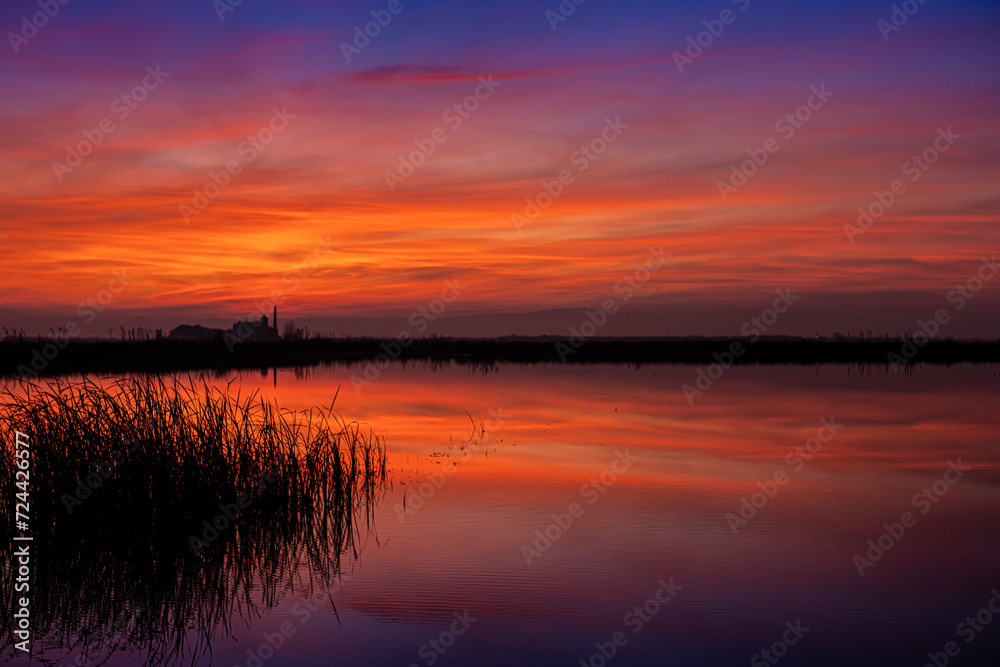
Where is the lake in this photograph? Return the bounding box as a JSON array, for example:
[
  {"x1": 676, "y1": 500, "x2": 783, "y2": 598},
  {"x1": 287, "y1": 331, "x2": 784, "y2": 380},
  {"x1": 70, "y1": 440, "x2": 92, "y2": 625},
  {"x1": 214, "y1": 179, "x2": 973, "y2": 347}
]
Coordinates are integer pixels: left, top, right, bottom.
[{"x1": 4, "y1": 361, "x2": 999, "y2": 666}]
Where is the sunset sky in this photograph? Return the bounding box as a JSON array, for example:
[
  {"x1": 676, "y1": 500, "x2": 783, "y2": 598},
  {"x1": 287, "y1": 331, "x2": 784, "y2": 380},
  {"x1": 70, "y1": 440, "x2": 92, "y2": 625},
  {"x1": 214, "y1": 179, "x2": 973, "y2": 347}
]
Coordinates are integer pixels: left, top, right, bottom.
[{"x1": 2, "y1": 0, "x2": 998, "y2": 338}]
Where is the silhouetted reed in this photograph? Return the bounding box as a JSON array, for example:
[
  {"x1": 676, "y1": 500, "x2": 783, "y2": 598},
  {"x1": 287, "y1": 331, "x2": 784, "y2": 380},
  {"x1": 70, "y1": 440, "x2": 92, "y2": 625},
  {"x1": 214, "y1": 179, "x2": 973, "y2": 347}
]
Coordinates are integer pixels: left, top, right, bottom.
[{"x1": 0, "y1": 375, "x2": 387, "y2": 666}]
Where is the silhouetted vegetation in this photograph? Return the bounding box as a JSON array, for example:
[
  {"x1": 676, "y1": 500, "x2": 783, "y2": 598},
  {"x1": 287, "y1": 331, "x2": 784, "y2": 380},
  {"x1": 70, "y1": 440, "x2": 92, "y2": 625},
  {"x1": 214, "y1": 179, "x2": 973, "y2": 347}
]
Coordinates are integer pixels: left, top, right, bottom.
[
  {"x1": 0, "y1": 336, "x2": 997, "y2": 379},
  {"x1": 0, "y1": 376, "x2": 388, "y2": 665}
]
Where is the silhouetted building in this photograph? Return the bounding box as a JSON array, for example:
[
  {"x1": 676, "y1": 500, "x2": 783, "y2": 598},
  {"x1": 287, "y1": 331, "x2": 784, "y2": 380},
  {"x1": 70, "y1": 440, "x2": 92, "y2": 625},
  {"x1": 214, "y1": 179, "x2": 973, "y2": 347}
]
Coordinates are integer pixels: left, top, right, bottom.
[
  {"x1": 227, "y1": 313, "x2": 279, "y2": 343},
  {"x1": 168, "y1": 324, "x2": 224, "y2": 342},
  {"x1": 169, "y1": 308, "x2": 280, "y2": 346}
]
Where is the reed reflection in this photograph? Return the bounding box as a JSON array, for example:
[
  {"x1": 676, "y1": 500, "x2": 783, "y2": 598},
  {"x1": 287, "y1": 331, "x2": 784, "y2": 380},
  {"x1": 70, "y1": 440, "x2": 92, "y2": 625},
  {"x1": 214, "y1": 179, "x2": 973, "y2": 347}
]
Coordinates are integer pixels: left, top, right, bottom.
[{"x1": 0, "y1": 376, "x2": 388, "y2": 666}]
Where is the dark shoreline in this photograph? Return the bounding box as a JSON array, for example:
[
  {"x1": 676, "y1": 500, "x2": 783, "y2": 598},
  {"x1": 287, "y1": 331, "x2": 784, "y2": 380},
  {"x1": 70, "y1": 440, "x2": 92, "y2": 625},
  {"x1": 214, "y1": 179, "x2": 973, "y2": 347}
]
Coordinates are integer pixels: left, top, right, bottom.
[{"x1": 1, "y1": 336, "x2": 998, "y2": 379}]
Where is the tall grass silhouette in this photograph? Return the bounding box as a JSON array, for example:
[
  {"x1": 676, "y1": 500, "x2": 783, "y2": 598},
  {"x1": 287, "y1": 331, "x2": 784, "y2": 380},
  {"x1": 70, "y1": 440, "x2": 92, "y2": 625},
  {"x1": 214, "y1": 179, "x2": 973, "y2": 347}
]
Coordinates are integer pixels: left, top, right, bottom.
[{"x1": 0, "y1": 375, "x2": 388, "y2": 666}]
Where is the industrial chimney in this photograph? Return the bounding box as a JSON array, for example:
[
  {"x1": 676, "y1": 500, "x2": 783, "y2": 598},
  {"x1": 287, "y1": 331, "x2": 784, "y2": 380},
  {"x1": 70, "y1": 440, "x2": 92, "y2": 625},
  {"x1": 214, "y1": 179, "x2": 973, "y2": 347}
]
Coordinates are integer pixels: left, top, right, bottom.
[{"x1": 273, "y1": 307, "x2": 277, "y2": 335}]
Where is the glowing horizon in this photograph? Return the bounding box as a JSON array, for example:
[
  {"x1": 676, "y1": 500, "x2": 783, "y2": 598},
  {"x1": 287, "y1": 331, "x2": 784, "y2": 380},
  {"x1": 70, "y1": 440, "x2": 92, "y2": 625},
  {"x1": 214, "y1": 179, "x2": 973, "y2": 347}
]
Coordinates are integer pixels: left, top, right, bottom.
[{"x1": 1, "y1": 0, "x2": 998, "y2": 338}]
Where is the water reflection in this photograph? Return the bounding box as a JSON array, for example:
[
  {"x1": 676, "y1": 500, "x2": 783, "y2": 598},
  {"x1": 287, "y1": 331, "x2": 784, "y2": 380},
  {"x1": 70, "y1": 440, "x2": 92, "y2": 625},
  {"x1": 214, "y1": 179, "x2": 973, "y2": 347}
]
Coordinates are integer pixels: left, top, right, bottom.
[
  {"x1": 1, "y1": 362, "x2": 998, "y2": 665},
  {"x1": 252, "y1": 362, "x2": 999, "y2": 666}
]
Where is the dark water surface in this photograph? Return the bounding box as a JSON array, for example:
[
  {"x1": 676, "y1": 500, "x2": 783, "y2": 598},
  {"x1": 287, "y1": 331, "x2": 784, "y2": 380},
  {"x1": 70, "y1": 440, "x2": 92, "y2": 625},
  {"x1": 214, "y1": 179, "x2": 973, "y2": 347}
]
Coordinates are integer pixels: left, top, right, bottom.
[{"x1": 5, "y1": 362, "x2": 999, "y2": 666}]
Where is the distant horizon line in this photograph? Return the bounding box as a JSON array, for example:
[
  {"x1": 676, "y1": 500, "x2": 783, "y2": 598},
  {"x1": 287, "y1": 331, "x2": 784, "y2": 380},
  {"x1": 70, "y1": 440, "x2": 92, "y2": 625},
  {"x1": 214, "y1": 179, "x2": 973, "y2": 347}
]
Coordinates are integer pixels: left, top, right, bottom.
[{"x1": 2, "y1": 333, "x2": 998, "y2": 343}]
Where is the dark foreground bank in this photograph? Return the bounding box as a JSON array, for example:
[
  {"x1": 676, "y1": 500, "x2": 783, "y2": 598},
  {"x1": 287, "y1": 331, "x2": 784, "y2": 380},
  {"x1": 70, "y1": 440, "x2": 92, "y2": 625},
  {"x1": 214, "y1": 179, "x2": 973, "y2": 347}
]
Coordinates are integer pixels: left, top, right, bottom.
[{"x1": 2, "y1": 336, "x2": 998, "y2": 378}]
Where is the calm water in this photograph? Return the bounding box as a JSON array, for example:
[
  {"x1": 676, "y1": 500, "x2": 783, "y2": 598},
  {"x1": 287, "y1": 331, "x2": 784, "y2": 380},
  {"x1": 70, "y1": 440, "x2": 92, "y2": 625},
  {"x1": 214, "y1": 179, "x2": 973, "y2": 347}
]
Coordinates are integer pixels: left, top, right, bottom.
[{"x1": 6, "y1": 362, "x2": 1000, "y2": 666}]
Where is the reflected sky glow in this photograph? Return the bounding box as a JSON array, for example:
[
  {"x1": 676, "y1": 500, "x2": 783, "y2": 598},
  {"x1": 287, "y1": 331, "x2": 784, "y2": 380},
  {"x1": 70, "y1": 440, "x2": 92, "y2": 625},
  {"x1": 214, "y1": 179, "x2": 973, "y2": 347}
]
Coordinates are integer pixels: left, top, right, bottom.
[
  {"x1": 2, "y1": 0, "x2": 998, "y2": 337},
  {"x1": 137, "y1": 361, "x2": 1000, "y2": 666}
]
